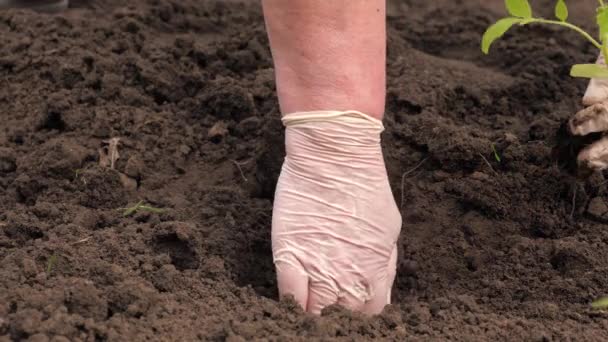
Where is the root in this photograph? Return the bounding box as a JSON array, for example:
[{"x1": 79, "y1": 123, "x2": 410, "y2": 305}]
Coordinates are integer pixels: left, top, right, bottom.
[
  {"x1": 478, "y1": 153, "x2": 499, "y2": 177},
  {"x1": 400, "y1": 157, "x2": 429, "y2": 210},
  {"x1": 571, "y1": 185, "x2": 577, "y2": 218},
  {"x1": 230, "y1": 159, "x2": 251, "y2": 182},
  {"x1": 99, "y1": 137, "x2": 121, "y2": 169}
]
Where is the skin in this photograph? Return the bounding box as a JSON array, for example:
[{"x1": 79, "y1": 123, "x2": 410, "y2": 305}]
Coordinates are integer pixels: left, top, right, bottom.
[
  {"x1": 261, "y1": 0, "x2": 386, "y2": 120},
  {"x1": 262, "y1": 0, "x2": 392, "y2": 314}
]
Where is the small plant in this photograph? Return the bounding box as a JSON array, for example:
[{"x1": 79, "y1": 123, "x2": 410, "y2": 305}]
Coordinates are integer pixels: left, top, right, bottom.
[
  {"x1": 491, "y1": 144, "x2": 502, "y2": 163},
  {"x1": 482, "y1": 0, "x2": 608, "y2": 78},
  {"x1": 46, "y1": 253, "x2": 57, "y2": 276},
  {"x1": 118, "y1": 200, "x2": 164, "y2": 217},
  {"x1": 592, "y1": 297, "x2": 608, "y2": 309}
]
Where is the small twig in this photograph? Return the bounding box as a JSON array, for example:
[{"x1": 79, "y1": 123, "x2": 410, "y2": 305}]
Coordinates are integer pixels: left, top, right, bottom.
[
  {"x1": 118, "y1": 200, "x2": 164, "y2": 217},
  {"x1": 479, "y1": 153, "x2": 499, "y2": 177},
  {"x1": 400, "y1": 158, "x2": 429, "y2": 210},
  {"x1": 230, "y1": 159, "x2": 250, "y2": 182},
  {"x1": 571, "y1": 185, "x2": 577, "y2": 218},
  {"x1": 72, "y1": 236, "x2": 92, "y2": 245}
]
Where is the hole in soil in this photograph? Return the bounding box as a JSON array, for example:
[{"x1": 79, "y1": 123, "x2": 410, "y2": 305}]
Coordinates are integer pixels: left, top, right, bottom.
[
  {"x1": 38, "y1": 111, "x2": 66, "y2": 131},
  {"x1": 553, "y1": 121, "x2": 604, "y2": 177},
  {"x1": 106, "y1": 307, "x2": 114, "y2": 319},
  {"x1": 153, "y1": 233, "x2": 199, "y2": 270},
  {"x1": 550, "y1": 250, "x2": 589, "y2": 275},
  {"x1": 387, "y1": 93, "x2": 423, "y2": 123},
  {"x1": 9, "y1": 301, "x2": 17, "y2": 313},
  {"x1": 5, "y1": 225, "x2": 43, "y2": 241}
]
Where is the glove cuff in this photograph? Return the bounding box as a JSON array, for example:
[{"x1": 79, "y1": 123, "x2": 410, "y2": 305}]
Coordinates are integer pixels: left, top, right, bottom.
[{"x1": 282, "y1": 110, "x2": 384, "y2": 133}]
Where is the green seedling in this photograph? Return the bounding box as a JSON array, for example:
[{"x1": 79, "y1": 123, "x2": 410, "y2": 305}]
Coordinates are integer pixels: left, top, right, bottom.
[
  {"x1": 118, "y1": 200, "x2": 164, "y2": 217},
  {"x1": 482, "y1": 0, "x2": 608, "y2": 78},
  {"x1": 491, "y1": 144, "x2": 502, "y2": 163},
  {"x1": 592, "y1": 297, "x2": 608, "y2": 309},
  {"x1": 46, "y1": 253, "x2": 57, "y2": 276}
]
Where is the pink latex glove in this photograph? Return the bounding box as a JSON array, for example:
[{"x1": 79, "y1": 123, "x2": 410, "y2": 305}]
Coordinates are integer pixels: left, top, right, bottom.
[
  {"x1": 272, "y1": 110, "x2": 402, "y2": 315},
  {"x1": 569, "y1": 54, "x2": 608, "y2": 174}
]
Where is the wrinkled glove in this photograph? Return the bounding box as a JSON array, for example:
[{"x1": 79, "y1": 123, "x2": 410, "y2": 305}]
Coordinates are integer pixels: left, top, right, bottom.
[
  {"x1": 569, "y1": 54, "x2": 608, "y2": 176},
  {"x1": 272, "y1": 110, "x2": 402, "y2": 315}
]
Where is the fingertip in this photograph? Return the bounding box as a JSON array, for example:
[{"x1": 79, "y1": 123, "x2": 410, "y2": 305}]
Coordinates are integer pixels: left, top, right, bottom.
[
  {"x1": 387, "y1": 244, "x2": 398, "y2": 304},
  {"x1": 364, "y1": 246, "x2": 398, "y2": 315},
  {"x1": 307, "y1": 282, "x2": 339, "y2": 315},
  {"x1": 276, "y1": 263, "x2": 309, "y2": 311}
]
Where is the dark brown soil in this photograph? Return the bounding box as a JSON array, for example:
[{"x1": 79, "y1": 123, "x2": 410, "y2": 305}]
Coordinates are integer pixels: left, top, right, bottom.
[{"x1": 2, "y1": 0, "x2": 608, "y2": 340}]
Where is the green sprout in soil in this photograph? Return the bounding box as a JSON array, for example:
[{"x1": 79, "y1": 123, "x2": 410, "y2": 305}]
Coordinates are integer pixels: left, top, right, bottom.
[
  {"x1": 592, "y1": 297, "x2": 608, "y2": 309},
  {"x1": 482, "y1": 0, "x2": 608, "y2": 78},
  {"x1": 46, "y1": 253, "x2": 57, "y2": 276},
  {"x1": 491, "y1": 144, "x2": 502, "y2": 163},
  {"x1": 118, "y1": 200, "x2": 164, "y2": 217}
]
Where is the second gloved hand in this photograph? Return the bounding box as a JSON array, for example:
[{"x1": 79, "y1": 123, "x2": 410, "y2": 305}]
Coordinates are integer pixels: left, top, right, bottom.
[
  {"x1": 569, "y1": 54, "x2": 608, "y2": 176},
  {"x1": 272, "y1": 110, "x2": 402, "y2": 315}
]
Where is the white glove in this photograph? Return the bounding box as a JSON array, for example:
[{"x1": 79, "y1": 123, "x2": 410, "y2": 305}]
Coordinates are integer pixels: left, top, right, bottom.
[
  {"x1": 569, "y1": 54, "x2": 608, "y2": 175},
  {"x1": 272, "y1": 110, "x2": 402, "y2": 315}
]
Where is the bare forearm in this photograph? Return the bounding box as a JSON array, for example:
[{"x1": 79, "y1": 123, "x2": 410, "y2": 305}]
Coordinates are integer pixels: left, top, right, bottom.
[{"x1": 262, "y1": 0, "x2": 386, "y2": 119}]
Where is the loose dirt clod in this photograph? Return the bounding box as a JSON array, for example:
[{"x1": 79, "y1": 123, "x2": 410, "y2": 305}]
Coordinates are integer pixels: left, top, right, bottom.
[
  {"x1": 208, "y1": 121, "x2": 228, "y2": 142},
  {"x1": 586, "y1": 196, "x2": 608, "y2": 221}
]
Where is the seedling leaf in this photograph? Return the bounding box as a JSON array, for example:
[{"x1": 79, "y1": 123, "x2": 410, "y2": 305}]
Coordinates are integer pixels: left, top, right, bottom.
[
  {"x1": 555, "y1": 0, "x2": 568, "y2": 22},
  {"x1": 138, "y1": 205, "x2": 165, "y2": 214},
  {"x1": 570, "y1": 63, "x2": 608, "y2": 78},
  {"x1": 482, "y1": 18, "x2": 522, "y2": 54},
  {"x1": 592, "y1": 297, "x2": 608, "y2": 309},
  {"x1": 46, "y1": 253, "x2": 57, "y2": 275},
  {"x1": 491, "y1": 144, "x2": 502, "y2": 163},
  {"x1": 122, "y1": 200, "x2": 143, "y2": 216},
  {"x1": 119, "y1": 200, "x2": 165, "y2": 217},
  {"x1": 505, "y1": 0, "x2": 532, "y2": 18}
]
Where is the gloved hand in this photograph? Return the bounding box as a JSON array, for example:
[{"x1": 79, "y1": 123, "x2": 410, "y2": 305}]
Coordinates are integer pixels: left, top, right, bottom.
[
  {"x1": 569, "y1": 54, "x2": 608, "y2": 176},
  {"x1": 272, "y1": 110, "x2": 402, "y2": 315}
]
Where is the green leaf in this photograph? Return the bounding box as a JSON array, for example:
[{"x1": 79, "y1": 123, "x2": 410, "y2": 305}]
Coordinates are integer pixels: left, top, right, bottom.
[
  {"x1": 592, "y1": 297, "x2": 608, "y2": 309},
  {"x1": 491, "y1": 144, "x2": 502, "y2": 163},
  {"x1": 570, "y1": 64, "x2": 608, "y2": 78},
  {"x1": 505, "y1": 0, "x2": 532, "y2": 18},
  {"x1": 481, "y1": 18, "x2": 522, "y2": 54},
  {"x1": 46, "y1": 254, "x2": 57, "y2": 275},
  {"x1": 555, "y1": 0, "x2": 568, "y2": 22},
  {"x1": 598, "y1": 7, "x2": 608, "y2": 40},
  {"x1": 139, "y1": 205, "x2": 165, "y2": 214}
]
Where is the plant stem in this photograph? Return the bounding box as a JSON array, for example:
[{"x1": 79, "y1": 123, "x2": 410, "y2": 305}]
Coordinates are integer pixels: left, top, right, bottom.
[
  {"x1": 530, "y1": 19, "x2": 602, "y2": 49},
  {"x1": 600, "y1": 0, "x2": 606, "y2": 8},
  {"x1": 603, "y1": 34, "x2": 608, "y2": 65}
]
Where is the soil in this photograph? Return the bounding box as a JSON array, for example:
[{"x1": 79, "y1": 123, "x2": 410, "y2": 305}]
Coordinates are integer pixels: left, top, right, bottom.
[{"x1": 2, "y1": 0, "x2": 608, "y2": 340}]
